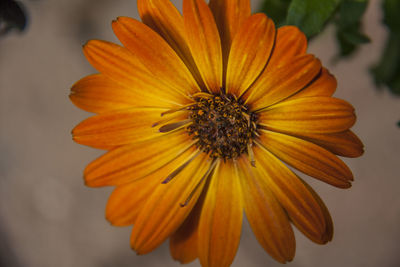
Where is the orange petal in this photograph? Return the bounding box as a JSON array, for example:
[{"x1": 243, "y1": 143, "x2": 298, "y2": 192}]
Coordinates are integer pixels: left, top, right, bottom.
[
  {"x1": 137, "y1": 0, "x2": 206, "y2": 91},
  {"x1": 198, "y1": 160, "x2": 243, "y2": 267},
  {"x1": 106, "y1": 177, "x2": 159, "y2": 226},
  {"x1": 290, "y1": 68, "x2": 337, "y2": 99},
  {"x1": 209, "y1": 0, "x2": 251, "y2": 71},
  {"x1": 72, "y1": 108, "x2": 189, "y2": 149},
  {"x1": 252, "y1": 145, "x2": 329, "y2": 244},
  {"x1": 257, "y1": 130, "x2": 353, "y2": 188},
  {"x1": 258, "y1": 97, "x2": 356, "y2": 134},
  {"x1": 244, "y1": 55, "x2": 321, "y2": 109},
  {"x1": 84, "y1": 130, "x2": 195, "y2": 187},
  {"x1": 106, "y1": 146, "x2": 202, "y2": 226},
  {"x1": 82, "y1": 40, "x2": 189, "y2": 107},
  {"x1": 289, "y1": 130, "x2": 364, "y2": 158},
  {"x1": 237, "y1": 158, "x2": 295, "y2": 263},
  {"x1": 183, "y1": 0, "x2": 223, "y2": 93},
  {"x1": 298, "y1": 177, "x2": 334, "y2": 244},
  {"x1": 169, "y1": 180, "x2": 210, "y2": 264},
  {"x1": 131, "y1": 152, "x2": 211, "y2": 254},
  {"x1": 112, "y1": 17, "x2": 200, "y2": 95},
  {"x1": 226, "y1": 13, "x2": 275, "y2": 96},
  {"x1": 267, "y1": 26, "x2": 307, "y2": 68},
  {"x1": 70, "y1": 74, "x2": 140, "y2": 113},
  {"x1": 169, "y1": 197, "x2": 203, "y2": 264}
]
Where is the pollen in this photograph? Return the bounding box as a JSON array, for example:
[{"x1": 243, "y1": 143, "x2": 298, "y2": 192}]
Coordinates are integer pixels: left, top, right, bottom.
[{"x1": 187, "y1": 94, "x2": 257, "y2": 159}]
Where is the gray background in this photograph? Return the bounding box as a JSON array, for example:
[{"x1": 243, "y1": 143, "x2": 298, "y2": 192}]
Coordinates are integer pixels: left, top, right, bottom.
[{"x1": 0, "y1": 0, "x2": 399, "y2": 266}]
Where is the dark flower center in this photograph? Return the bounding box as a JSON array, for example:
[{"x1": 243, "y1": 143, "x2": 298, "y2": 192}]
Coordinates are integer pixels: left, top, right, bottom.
[{"x1": 187, "y1": 93, "x2": 257, "y2": 159}]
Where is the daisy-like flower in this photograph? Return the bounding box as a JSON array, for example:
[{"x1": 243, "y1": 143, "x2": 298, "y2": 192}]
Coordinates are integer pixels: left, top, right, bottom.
[{"x1": 70, "y1": 0, "x2": 364, "y2": 266}]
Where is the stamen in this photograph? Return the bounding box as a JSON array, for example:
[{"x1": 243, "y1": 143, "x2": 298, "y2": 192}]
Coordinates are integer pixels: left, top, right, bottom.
[
  {"x1": 180, "y1": 159, "x2": 218, "y2": 207},
  {"x1": 159, "y1": 119, "x2": 192, "y2": 133},
  {"x1": 253, "y1": 139, "x2": 265, "y2": 151},
  {"x1": 251, "y1": 121, "x2": 258, "y2": 131},
  {"x1": 161, "y1": 150, "x2": 201, "y2": 184},
  {"x1": 152, "y1": 112, "x2": 187, "y2": 127},
  {"x1": 190, "y1": 92, "x2": 213, "y2": 99},
  {"x1": 247, "y1": 143, "x2": 256, "y2": 167},
  {"x1": 242, "y1": 111, "x2": 251, "y2": 127},
  {"x1": 221, "y1": 86, "x2": 226, "y2": 95},
  {"x1": 160, "y1": 104, "x2": 194, "y2": 116},
  {"x1": 257, "y1": 124, "x2": 270, "y2": 131}
]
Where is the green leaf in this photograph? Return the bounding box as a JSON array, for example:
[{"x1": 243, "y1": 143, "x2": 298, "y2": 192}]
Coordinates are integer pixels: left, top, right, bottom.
[
  {"x1": 336, "y1": 0, "x2": 369, "y2": 27},
  {"x1": 259, "y1": 0, "x2": 291, "y2": 27},
  {"x1": 335, "y1": 0, "x2": 370, "y2": 57},
  {"x1": 371, "y1": 34, "x2": 400, "y2": 86},
  {"x1": 339, "y1": 28, "x2": 370, "y2": 45},
  {"x1": 383, "y1": 0, "x2": 400, "y2": 32},
  {"x1": 286, "y1": 0, "x2": 340, "y2": 38},
  {"x1": 370, "y1": 0, "x2": 400, "y2": 96}
]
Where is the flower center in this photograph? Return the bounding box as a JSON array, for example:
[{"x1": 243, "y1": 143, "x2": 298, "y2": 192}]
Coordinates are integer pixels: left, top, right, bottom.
[{"x1": 187, "y1": 94, "x2": 257, "y2": 159}]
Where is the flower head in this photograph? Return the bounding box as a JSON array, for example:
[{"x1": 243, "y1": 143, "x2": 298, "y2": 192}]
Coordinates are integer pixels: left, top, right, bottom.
[{"x1": 70, "y1": 0, "x2": 364, "y2": 266}]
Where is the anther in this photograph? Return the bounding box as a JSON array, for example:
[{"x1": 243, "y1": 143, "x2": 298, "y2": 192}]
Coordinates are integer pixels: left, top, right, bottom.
[
  {"x1": 160, "y1": 104, "x2": 194, "y2": 116},
  {"x1": 159, "y1": 119, "x2": 192, "y2": 133},
  {"x1": 247, "y1": 143, "x2": 256, "y2": 167},
  {"x1": 161, "y1": 151, "x2": 201, "y2": 184},
  {"x1": 180, "y1": 159, "x2": 218, "y2": 207}
]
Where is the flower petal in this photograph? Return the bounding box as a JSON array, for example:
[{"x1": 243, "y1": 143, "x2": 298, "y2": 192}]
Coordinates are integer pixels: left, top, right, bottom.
[
  {"x1": 105, "y1": 177, "x2": 159, "y2": 226},
  {"x1": 252, "y1": 145, "x2": 330, "y2": 244},
  {"x1": 183, "y1": 0, "x2": 222, "y2": 93},
  {"x1": 226, "y1": 13, "x2": 275, "y2": 96},
  {"x1": 209, "y1": 0, "x2": 251, "y2": 70},
  {"x1": 112, "y1": 16, "x2": 200, "y2": 95},
  {"x1": 290, "y1": 68, "x2": 336, "y2": 99},
  {"x1": 82, "y1": 40, "x2": 188, "y2": 106},
  {"x1": 267, "y1": 25, "x2": 307, "y2": 68},
  {"x1": 198, "y1": 160, "x2": 243, "y2": 267},
  {"x1": 258, "y1": 130, "x2": 353, "y2": 188},
  {"x1": 237, "y1": 158, "x2": 295, "y2": 263},
  {"x1": 131, "y1": 152, "x2": 211, "y2": 254},
  {"x1": 169, "y1": 187, "x2": 207, "y2": 264},
  {"x1": 258, "y1": 97, "x2": 356, "y2": 134},
  {"x1": 289, "y1": 130, "x2": 364, "y2": 158},
  {"x1": 169, "y1": 205, "x2": 200, "y2": 263},
  {"x1": 137, "y1": 0, "x2": 206, "y2": 90},
  {"x1": 84, "y1": 130, "x2": 195, "y2": 187},
  {"x1": 106, "y1": 146, "x2": 202, "y2": 226},
  {"x1": 72, "y1": 108, "x2": 188, "y2": 149},
  {"x1": 244, "y1": 55, "x2": 321, "y2": 109},
  {"x1": 70, "y1": 74, "x2": 139, "y2": 113},
  {"x1": 298, "y1": 177, "x2": 334, "y2": 244}
]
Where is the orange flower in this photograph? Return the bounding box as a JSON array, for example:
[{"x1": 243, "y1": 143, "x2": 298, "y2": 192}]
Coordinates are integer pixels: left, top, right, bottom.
[{"x1": 70, "y1": 0, "x2": 364, "y2": 266}]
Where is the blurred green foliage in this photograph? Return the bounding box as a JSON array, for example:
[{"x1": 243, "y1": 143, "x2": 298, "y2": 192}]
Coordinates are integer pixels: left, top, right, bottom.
[
  {"x1": 335, "y1": 0, "x2": 370, "y2": 57},
  {"x1": 260, "y1": 0, "x2": 291, "y2": 26},
  {"x1": 259, "y1": 0, "x2": 370, "y2": 56},
  {"x1": 286, "y1": 0, "x2": 340, "y2": 38},
  {"x1": 370, "y1": 0, "x2": 400, "y2": 95}
]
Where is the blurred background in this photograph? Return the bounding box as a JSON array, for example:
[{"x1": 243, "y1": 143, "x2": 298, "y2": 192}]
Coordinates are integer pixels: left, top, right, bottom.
[{"x1": 0, "y1": 0, "x2": 399, "y2": 266}]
